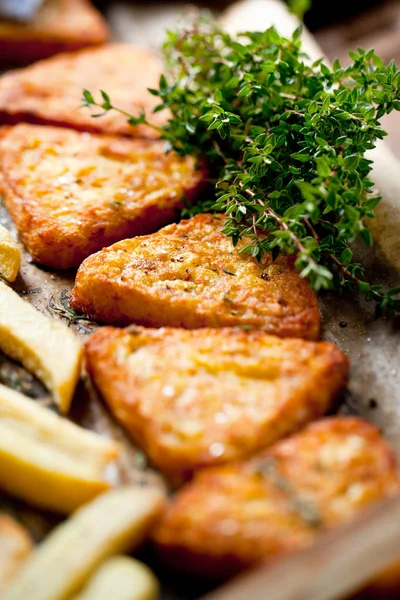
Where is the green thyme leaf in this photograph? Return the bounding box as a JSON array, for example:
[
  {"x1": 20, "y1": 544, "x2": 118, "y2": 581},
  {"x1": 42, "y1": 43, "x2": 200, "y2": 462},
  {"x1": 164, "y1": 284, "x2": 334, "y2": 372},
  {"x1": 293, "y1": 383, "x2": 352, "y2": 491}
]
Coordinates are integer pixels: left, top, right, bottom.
[{"x1": 83, "y1": 19, "x2": 400, "y2": 315}]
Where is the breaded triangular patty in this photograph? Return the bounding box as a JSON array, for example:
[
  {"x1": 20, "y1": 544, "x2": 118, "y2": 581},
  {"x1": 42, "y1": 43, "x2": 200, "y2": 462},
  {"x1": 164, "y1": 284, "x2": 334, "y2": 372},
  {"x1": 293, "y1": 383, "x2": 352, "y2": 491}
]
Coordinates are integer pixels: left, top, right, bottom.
[
  {"x1": 0, "y1": 44, "x2": 164, "y2": 138},
  {"x1": 0, "y1": 124, "x2": 202, "y2": 269},
  {"x1": 0, "y1": 0, "x2": 108, "y2": 66},
  {"x1": 84, "y1": 326, "x2": 348, "y2": 480},
  {"x1": 153, "y1": 417, "x2": 400, "y2": 577},
  {"x1": 71, "y1": 214, "x2": 321, "y2": 339}
]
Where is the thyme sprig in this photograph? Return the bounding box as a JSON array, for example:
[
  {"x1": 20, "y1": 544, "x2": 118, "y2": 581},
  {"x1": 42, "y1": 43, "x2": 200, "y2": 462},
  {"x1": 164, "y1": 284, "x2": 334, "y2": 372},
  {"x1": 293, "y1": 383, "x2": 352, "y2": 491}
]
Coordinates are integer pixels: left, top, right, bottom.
[
  {"x1": 48, "y1": 291, "x2": 95, "y2": 333},
  {"x1": 82, "y1": 23, "x2": 400, "y2": 314}
]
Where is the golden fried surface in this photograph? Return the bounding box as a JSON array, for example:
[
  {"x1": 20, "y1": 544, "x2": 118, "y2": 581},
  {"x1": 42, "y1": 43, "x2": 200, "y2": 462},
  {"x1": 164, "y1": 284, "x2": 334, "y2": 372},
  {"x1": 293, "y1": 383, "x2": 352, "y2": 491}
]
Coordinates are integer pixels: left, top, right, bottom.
[
  {"x1": 84, "y1": 326, "x2": 348, "y2": 480},
  {"x1": 153, "y1": 417, "x2": 400, "y2": 578},
  {"x1": 0, "y1": 0, "x2": 108, "y2": 65},
  {"x1": 0, "y1": 44, "x2": 164, "y2": 138},
  {"x1": 0, "y1": 124, "x2": 202, "y2": 269},
  {"x1": 71, "y1": 214, "x2": 321, "y2": 339}
]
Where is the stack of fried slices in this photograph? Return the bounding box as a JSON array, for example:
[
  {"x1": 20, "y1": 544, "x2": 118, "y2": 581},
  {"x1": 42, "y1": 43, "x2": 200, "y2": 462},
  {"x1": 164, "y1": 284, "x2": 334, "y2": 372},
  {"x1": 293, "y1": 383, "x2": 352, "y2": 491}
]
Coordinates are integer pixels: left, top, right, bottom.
[{"x1": 0, "y1": 36, "x2": 399, "y2": 581}]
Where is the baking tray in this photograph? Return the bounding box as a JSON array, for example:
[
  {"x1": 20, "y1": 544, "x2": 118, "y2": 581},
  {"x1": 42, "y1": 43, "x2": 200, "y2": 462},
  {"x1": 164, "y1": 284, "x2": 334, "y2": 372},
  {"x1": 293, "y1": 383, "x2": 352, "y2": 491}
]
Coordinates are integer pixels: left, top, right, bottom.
[{"x1": 2, "y1": 1, "x2": 400, "y2": 599}]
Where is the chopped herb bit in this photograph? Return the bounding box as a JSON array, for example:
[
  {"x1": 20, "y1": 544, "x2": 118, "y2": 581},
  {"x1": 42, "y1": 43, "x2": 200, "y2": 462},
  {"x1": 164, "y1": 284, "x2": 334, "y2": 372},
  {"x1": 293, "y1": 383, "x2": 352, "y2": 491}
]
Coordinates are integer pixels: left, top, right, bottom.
[
  {"x1": 222, "y1": 268, "x2": 236, "y2": 276},
  {"x1": 135, "y1": 451, "x2": 148, "y2": 470},
  {"x1": 291, "y1": 498, "x2": 322, "y2": 528},
  {"x1": 48, "y1": 291, "x2": 95, "y2": 333},
  {"x1": 0, "y1": 357, "x2": 44, "y2": 398},
  {"x1": 256, "y1": 457, "x2": 323, "y2": 528},
  {"x1": 19, "y1": 287, "x2": 42, "y2": 296}
]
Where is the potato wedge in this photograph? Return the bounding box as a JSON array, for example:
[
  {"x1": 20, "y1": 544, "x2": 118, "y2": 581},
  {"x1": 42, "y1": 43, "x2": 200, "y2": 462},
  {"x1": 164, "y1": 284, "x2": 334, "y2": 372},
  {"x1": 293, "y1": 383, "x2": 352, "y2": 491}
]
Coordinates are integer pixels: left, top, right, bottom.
[
  {"x1": 0, "y1": 515, "x2": 33, "y2": 597},
  {"x1": 0, "y1": 383, "x2": 119, "y2": 513},
  {"x1": 0, "y1": 225, "x2": 20, "y2": 282},
  {"x1": 0, "y1": 282, "x2": 82, "y2": 411},
  {"x1": 5, "y1": 486, "x2": 166, "y2": 600},
  {"x1": 72, "y1": 557, "x2": 159, "y2": 600}
]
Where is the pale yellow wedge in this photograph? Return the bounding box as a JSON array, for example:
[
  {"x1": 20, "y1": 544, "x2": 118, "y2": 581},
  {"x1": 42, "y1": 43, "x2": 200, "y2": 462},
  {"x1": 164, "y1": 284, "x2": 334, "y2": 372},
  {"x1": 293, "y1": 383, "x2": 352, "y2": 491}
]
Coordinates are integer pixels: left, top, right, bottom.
[
  {"x1": 0, "y1": 282, "x2": 82, "y2": 412},
  {"x1": 5, "y1": 486, "x2": 166, "y2": 600},
  {"x1": 0, "y1": 225, "x2": 20, "y2": 282},
  {"x1": 0, "y1": 515, "x2": 33, "y2": 598},
  {"x1": 72, "y1": 557, "x2": 159, "y2": 600},
  {"x1": 0, "y1": 383, "x2": 119, "y2": 513}
]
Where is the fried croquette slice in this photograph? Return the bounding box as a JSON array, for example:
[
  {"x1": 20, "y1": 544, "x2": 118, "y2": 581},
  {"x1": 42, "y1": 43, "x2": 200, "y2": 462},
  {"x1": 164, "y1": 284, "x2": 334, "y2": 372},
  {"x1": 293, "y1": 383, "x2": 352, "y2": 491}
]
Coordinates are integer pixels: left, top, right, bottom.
[
  {"x1": 153, "y1": 417, "x2": 400, "y2": 578},
  {"x1": 71, "y1": 214, "x2": 321, "y2": 339},
  {"x1": 0, "y1": 124, "x2": 203, "y2": 269},
  {"x1": 84, "y1": 326, "x2": 348, "y2": 480},
  {"x1": 0, "y1": 0, "x2": 108, "y2": 66},
  {"x1": 0, "y1": 44, "x2": 164, "y2": 138}
]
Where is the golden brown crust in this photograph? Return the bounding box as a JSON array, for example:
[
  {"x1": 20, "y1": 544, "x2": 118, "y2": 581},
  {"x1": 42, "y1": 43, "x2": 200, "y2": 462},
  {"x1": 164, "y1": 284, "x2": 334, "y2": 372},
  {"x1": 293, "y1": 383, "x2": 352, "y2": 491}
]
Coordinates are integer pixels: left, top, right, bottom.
[
  {"x1": 71, "y1": 214, "x2": 321, "y2": 339},
  {"x1": 153, "y1": 417, "x2": 400, "y2": 578},
  {"x1": 0, "y1": 0, "x2": 108, "y2": 65},
  {"x1": 84, "y1": 326, "x2": 348, "y2": 480},
  {"x1": 0, "y1": 124, "x2": 202, "y2": 269},
  {"x1": 0, "y1": 44, "x2": 164, "y2": 138}
]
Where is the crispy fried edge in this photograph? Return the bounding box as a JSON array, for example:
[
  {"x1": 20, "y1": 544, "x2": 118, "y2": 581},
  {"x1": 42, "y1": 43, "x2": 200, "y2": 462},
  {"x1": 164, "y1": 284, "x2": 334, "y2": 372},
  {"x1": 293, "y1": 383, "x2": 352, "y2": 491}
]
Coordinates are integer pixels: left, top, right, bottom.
[
  {"x1": 84, "y1": 327, "x2": 348, "y2": 479},
  {"x1": 152, "y1": 417, "x2": 399, "y2": 579},
  {"x1": 0, "y1": 126, "x2": 205, "y2": 269},
  {"x1": 71, "y1": 214, "x2": 321, "y2": 339}
]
